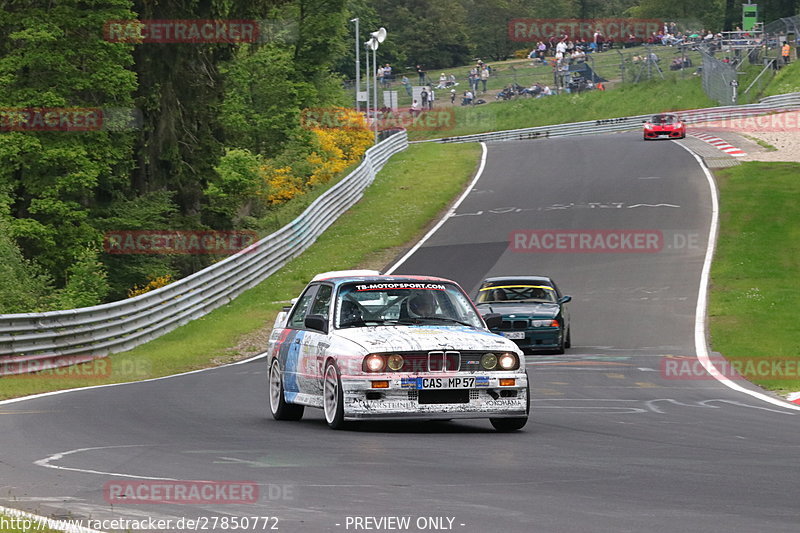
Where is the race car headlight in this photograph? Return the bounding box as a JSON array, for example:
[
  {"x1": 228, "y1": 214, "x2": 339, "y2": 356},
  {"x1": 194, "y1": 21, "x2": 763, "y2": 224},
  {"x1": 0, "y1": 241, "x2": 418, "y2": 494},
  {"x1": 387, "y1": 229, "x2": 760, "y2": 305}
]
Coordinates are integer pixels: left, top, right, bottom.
[
  {"x1": 363, "y1": 354, "x2": 386, "y2": 372},
  {"x1": 387, "y1": 354, "x2": 404, "y2": 371},
  {"x1": 481, "y1": 353, "x2": 498, "y2": 370},
  {"x1": 498, "y1": 352, "x2": 519, "y2": 370},
  {"x1": 644, "y1": 124, "x2": 653, "y2": 129}
]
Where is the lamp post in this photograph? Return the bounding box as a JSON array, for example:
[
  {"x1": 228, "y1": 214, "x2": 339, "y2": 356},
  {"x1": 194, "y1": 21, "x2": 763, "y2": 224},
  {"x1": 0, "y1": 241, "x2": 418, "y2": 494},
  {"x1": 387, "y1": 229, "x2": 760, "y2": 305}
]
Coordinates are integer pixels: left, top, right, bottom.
[
  {"x1": 367, "y1": 27, "x2": 387, "y2": 143},
  {"x1": 365, "y1": 38, "x2": 376, "y2": 140},
  {"x1": 350, "y1": 18, "x2": 360, "y2": 112}
]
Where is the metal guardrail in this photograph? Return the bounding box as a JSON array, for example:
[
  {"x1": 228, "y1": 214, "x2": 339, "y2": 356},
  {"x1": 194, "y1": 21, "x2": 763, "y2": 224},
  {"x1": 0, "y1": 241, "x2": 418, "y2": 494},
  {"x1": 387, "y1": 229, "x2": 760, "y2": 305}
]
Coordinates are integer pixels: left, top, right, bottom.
[
  {"x1": 416, "y1": 92, "x2": 800, "y2": 144},
  {"x1": 0, "y1": 132, "x2": 409, "y2": 375}
]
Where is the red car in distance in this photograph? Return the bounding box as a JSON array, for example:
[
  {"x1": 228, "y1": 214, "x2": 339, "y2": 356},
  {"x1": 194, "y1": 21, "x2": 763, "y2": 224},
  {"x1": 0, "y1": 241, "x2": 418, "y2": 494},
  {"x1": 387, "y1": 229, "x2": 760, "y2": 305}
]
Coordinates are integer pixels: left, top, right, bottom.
[{"x1": 643, "y1": 113, "x2": 686, "y2": 140}]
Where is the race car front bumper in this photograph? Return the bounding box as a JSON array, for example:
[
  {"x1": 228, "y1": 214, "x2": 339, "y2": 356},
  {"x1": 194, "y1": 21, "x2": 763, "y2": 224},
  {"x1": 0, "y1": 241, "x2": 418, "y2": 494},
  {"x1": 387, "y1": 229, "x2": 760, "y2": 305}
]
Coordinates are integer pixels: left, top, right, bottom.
[{"x1": 340, "y1": 372, "x2": 528, "y2": 420}]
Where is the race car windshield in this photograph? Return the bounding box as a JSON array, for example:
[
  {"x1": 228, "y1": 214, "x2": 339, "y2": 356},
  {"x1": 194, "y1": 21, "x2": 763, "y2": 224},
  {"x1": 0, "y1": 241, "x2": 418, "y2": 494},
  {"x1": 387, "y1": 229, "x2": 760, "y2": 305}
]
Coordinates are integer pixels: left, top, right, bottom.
[
  {"x1": 651, "y1": 114, "x2": 677, "y2": 124},
  {"x1": 336, "y1": 282, "x2": 484, "y2": 329},
  {"x1": 476, "y1": 284, "x2": 557, "y2": 303}
]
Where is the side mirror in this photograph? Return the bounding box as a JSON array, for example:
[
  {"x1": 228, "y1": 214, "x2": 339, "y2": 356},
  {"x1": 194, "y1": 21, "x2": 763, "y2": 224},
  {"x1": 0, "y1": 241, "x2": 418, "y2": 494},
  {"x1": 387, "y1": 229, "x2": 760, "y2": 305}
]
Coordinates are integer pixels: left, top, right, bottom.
[
  {"x1": 304, "y1": 314, "x2": 329, "y2": 334},
  {"x1": 482, "y1": 313, "x2": 503, "y2": 329},
  {"x1": 558, "y1": 295, "x2": 572, "y2": 304}
]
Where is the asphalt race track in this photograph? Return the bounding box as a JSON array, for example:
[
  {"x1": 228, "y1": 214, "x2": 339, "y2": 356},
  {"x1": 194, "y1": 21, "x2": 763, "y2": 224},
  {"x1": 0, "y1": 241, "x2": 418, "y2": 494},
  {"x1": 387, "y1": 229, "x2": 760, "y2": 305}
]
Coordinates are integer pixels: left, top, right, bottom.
[{"x1": 2, "y1": 133, "x2": 799, "y2": 533}]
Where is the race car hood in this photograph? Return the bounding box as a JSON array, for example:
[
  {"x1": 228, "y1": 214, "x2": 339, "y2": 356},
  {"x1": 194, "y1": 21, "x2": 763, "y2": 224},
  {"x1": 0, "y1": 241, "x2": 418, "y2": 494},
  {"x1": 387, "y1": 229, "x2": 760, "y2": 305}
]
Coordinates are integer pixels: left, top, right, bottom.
[
  {"x1": 333, "y1": 325, "x2": 517, "y2": 353},
  {"x1": 477, "y1": 302, "x2": 560, "y2": 319}
]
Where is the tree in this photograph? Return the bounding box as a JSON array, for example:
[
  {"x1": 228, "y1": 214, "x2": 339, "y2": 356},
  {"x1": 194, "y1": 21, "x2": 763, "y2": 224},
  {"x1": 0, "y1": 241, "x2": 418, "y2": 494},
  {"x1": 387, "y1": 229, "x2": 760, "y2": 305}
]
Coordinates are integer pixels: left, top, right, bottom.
[
  {"x1": 370, "y1": 0, "x2": 472, "y2": 70},
  {"x1": 0, "y1": 0, "x2": 136, "y2": 299}
]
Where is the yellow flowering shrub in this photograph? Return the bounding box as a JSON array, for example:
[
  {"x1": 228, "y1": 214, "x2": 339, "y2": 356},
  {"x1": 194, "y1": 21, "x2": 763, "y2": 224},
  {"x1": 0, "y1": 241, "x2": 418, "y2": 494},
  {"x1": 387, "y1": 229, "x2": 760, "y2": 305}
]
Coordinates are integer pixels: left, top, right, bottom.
[
  {"x1": 306, "y1": 108, "x2": 373, "y2": 187},
  {"x1": 260, "y1": 164, "x2": 305, "y2": 205},
  {"x1": 127, "y1": 274, "x2": 174, "y2": 298}
]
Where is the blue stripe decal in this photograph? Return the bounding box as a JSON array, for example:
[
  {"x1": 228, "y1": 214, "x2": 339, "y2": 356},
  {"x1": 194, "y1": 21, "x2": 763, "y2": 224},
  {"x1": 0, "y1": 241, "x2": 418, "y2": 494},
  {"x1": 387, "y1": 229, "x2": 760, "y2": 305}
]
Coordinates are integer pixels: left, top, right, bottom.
[{"x1": 284, "y1": 330, "x2": 305, "y2": 393}]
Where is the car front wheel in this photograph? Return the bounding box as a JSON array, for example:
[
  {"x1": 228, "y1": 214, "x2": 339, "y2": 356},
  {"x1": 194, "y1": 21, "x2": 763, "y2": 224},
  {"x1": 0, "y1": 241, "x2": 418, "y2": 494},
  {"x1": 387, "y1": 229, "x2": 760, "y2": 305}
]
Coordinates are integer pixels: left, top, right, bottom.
[
  {"x1": 323, "y1": 361, "x2": 346, "y2": 429},
  {"x1": 269, "y1": 359, "x2": 304, "y2": 421}
]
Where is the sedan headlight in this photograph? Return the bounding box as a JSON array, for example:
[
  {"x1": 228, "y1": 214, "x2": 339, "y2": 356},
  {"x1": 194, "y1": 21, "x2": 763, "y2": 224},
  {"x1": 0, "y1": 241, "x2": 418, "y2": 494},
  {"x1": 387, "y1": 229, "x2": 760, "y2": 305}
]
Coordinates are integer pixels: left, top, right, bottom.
[
  {"x1": 481, "y1": 353, "x2": 498, "y2": 370},
  {"x1": 363, "y1": 354, "x2": 386, "y2": 372},
  {"x1": 387, "y1": 354, "x2": 404, "y2": 371},
  {"x1": 498, "y1": 352, "x2": 519, "y2": 370}
]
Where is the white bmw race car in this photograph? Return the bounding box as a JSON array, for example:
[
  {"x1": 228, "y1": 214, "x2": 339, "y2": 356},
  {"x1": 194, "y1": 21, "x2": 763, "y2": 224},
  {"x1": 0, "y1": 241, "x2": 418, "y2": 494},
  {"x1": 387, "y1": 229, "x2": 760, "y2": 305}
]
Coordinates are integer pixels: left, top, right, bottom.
[{"x1": 267, "y1": 271, "x2": 529, "y2": 431}]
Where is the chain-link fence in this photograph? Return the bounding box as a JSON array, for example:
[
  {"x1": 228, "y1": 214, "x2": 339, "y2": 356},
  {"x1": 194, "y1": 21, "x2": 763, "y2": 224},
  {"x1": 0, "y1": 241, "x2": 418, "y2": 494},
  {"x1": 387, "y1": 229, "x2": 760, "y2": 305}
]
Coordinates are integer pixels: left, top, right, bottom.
[
  {"x1": 699, "y1": 47, "x2": 739, "y2": 105},
  {"x1": 763, "y1": 15, "x2": 800, "y2": 36}
]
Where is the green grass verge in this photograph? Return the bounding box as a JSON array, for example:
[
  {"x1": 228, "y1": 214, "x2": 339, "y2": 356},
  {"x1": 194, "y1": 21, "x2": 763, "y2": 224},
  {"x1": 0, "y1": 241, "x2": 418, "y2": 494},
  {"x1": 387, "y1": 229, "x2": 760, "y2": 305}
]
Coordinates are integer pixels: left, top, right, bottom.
[
  {"x1": 0, "y1": 142, "x2": 481, "y2": 401},
  {"x1": 409, "y1": 75, "x2": 715, "y2": 140},
  {"x1": 710, "y1": 162, "x2": 800, "y2": 394},
  {"x1": 763, "y1": 59, "x2": 800, "y2": 96}
]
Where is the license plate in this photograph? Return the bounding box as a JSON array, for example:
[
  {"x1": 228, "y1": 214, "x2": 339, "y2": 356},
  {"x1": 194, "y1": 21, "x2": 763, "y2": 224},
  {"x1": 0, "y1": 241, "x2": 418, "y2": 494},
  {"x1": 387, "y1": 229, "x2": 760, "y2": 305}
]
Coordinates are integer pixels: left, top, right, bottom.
[
  {"x1": 419, "y1": 376, "x2": 476, "y2": 389},
  {"x1": 501, "y1": 331, "x2": 526, "y2": 340}
]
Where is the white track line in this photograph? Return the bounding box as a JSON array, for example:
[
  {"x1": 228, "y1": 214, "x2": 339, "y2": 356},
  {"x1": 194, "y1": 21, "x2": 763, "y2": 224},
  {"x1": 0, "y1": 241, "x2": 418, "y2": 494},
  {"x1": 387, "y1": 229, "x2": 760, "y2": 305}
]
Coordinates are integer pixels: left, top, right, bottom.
[
  {"x1": 0, "y1": 352, "x2": 267, "y2": 406},
  {"x1": 676, "y1": 141, "x2": 800, "y2": 411},
  {"x1": 385, "y1": 142, "x2": 488, "y2": 274},
  {"x1": 34, "y1": 445, "x2": 177, "y2": 480}
]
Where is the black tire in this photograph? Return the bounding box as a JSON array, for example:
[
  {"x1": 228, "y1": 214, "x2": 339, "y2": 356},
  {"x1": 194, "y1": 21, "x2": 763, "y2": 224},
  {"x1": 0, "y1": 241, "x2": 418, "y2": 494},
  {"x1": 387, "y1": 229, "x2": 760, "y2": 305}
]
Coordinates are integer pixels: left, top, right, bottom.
[
  {"x1": 269, "y1": 359, "x2": 304, "y2": 421},
  {"x1": 564, "y1": 327, "x2": 571, "y2": 349},
  {"x1": 490, "y1": 385, "x2": 529, "y2": 432},
  {"x1": 554, "y1": 330, "x2": 566, "y2": 354},
  {"x1": 323, "y1": 361, "x2": 346, "y2": 430}
]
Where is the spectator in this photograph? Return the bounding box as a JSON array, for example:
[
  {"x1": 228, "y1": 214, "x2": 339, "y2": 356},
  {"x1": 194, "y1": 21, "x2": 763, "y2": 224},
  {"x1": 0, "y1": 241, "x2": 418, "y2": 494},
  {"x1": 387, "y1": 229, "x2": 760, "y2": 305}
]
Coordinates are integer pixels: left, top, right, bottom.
[
  {"x1": 401, "y1": 75, "x2": 412, "y2": 97},
  {"x1": 438, "y1": 72, "x2": 447, "y2": 88},
  {"x1": 410, "y1": 99, "x2": 420, "y2": 116},
  {"x1": 463, "y1": 90, "x2": 473, "y2": 105},
  {"x1": 468, "y1": 66, "x2": 479, "y2": 93},
  {"x1": 428, "y1": 86, "x2": 435, "y2": 109},
  {"x1": 376, "y1": 65, "x2": 385, "y2": 87},
  {"x1": 450, "y1": 88, "x2": 456, "y2": 104},
  {"x1": 420, "y1": 87, "x2": 429, "y2": 109},
  {"x1": 538, "y1": 41, "x2": 547, "y2": 60},
  {"x1": 448, "y1": 73, "x2": 457, "y2": 86},
  {"x1": 416, "y1": 64, "x2": 426, "y2": 84},
  {"x1": 783, "y1": 41, "x2": 791, "y2": 65},
  {"x1": 384, "y1": 63, "x2": 392, "y2": 84},
  {"x1": 480, "y1": 66, "x2": 489, "y2": 92}
]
